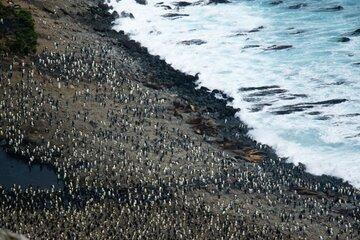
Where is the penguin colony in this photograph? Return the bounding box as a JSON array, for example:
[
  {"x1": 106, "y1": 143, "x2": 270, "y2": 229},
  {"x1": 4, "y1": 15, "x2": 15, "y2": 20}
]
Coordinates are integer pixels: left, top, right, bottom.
[{"x1": 0, "y1": 39, "x2": 358, "y2": 239}]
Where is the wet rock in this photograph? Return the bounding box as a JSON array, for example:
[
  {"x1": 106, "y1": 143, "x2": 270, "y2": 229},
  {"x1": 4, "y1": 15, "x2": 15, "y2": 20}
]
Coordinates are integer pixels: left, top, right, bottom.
[
  {"x1": 265, "y1": 45, "x2": 293, "y2": 51},
  {"x1": 162, "y1": 13, "x2": 189, "y2": 19},
  {"x1": 349, "y1": 28, "x2": 360, "y2": 36},
  {"x1": 312, "y1": 99, "x2": 347, "y2": 106},
  {"x1": 248, "y1": 26, "x2": 264, "y2": 33},
  {"x1": 289, "y1": 29, "x2": 306, "y2": 35},
  {"x1": 279, "y1": 93, "x2": 308, "y2": 100},
  {"x1": 318, "y1": 5, "x2": 344, "y2": 12},
  {"x1": 207, "y1": 0, "x2": 231, "y2": 4},
  {"x1": 270, "y1": 0, "x2": 283, "y2": 5},
  {"x1": 338, "y1": 37, "x2": 350, "y2": 42},
  {"x1": 288, "y1": 3, "x2": 307, "y2": 9},
  {"x1": 178, "y1": 39, "x2": 207, "y2": 45},
  {"x1": 154, "y1": 2, "x2": 172, "y2": 9},
  {"x1": 248, "y1": 88, "x2": 287, "y2": 97},
  {"x1": 173, "y1": 1, "x2": 193, "y2": 7},
  {"x1": 273, "y1": 99, "x2": 347, "y2": 115},
  {"x1": 135, "y1": 0, "x2": 147, "y2": 5},
  {"x1": 239, "y1": 85, "x2": 280, "y2": 92},
  {"x1": 315, "y1": 115, "x2": 330, "y2": 120},
  {"x1": 120, "y1": 11, "x2": 135, "y2": 19},
  {"x1": 307, "y1": 111, "x2": 322, "y2": 115},
  {"x1": 272, "y1": 105, "x2": 314, "y2": 115},
  {"x1": 243, "y1": 45, "x2": 260, "y2": 49},
  {"x1": 250, "y1": 103, "x2": 272, "y2": 112}
]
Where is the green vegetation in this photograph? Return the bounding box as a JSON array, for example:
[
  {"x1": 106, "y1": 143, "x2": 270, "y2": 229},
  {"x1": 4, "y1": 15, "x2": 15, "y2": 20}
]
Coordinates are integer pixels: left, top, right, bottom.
[{"x1": 0, "y1": 2, "x2": 37, "y2": 55}]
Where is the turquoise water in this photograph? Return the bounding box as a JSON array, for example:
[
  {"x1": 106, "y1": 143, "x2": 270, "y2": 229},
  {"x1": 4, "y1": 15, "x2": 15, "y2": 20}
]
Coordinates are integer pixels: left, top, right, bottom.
[{"x1": 108, "y1": 0, "x2": 360, "y2": 186}]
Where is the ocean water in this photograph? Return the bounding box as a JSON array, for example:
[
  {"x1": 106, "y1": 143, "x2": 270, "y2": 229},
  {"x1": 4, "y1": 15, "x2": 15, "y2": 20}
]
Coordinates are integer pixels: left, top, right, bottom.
[{"x1": 106, "y1": 0, "x2": 360, "y2": 186}]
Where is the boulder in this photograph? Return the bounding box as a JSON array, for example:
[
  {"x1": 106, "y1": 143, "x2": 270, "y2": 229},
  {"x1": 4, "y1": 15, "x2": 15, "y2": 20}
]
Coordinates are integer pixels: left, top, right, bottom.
[{"x1": 0, "y1": 229, "x2": 28, "y2": 240}]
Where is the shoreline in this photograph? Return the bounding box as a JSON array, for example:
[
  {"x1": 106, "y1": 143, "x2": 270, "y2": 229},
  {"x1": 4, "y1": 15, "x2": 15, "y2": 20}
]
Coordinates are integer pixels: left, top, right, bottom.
[
  {"x1": 0, "y1": 1, "x2": 359, "y2": 239},
  {"x1": 93, "y1": 3, "x2": 356, "y2": 191}
]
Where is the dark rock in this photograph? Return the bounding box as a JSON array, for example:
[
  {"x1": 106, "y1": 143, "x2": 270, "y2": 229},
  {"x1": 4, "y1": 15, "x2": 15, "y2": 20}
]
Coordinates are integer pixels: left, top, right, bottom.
[
  {"x1": 349, "y1": 28, "x2": 360, "y2": 36},
  {"x1": 265, "y1": 45, "x2": 293, "y2": 50},
  {"x1": 207, "y1": 0, "x2": 231, "y2": 4},
  {"x1": 173, "y1": 1, "x2": 193, "y2": 7},
  {"x1": 250, "y1": 103, "x2": 272, "y2": 112},
  {"x1": 162, "y1": 13, "x2": 189, "y2": 19},
  {"x1": 270, "y1": 0, "x2": 283, "y2": 5},
  {"x1": 272, "y1": 99, "x2": 347, "y2": 115},
  {"x1": 318, "y1": 5, "x2": 344, "y2": 12},
  {"x1": 337, "y1": 37, "x2": 350, "y2": 42},
  {"x1": 289, "y1": 29, "x2": 306, "y2": 35},
  {"x1": 315, "y1": 115, "x2": 331, "y2": 120},
  {"x1": 120, "y1": 11, "x2": 135, "y2": 19},
  {"x1": 288, "y1": 3, "x2": 307, "y2": 9},
  {"x1": 308, "y1": 111, "x2": 322, "y2": 115},
  {"x1": 243, "y1": 45, "x2": 260, "y2": 49},
  {"x1": 248, "y1": 26, "x2": 264, "y2": 33},
  {"x1": 155, "y1": 2, "x2": 172, "y2": 9},
  {"x1": 240, "y1": 85, "x2": 280, "y2": 92},
  {"x1": 178, "y1": 39, "x2": 207, "y2": 45},
  {"x1": 135, "y1": 0, "x2": 147, "y2": 5},
  {"x1": 248, "y1": 88, "x2": 287, "y2": 97},
  {"x1": 279, "y1": 93, "x2": 308, "y2": 100},
  {"x1": 312, "y1": 99, "x2": 347, "y2": 106}
]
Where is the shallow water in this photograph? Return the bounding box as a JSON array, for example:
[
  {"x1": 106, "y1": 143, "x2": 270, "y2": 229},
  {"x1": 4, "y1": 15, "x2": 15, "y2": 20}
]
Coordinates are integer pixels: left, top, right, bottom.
[
  {"x1": 0, "y1": 148, "x2": 63, "y2": 189},
  {"x1": 107, "y1": 0, "x2": 360, "y2": 186}
]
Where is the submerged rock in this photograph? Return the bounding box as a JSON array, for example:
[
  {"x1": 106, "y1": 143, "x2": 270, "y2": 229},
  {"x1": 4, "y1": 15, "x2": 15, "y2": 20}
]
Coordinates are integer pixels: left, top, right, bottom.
[
  {"x1": 178, "y1": 39, "x2": 207, "y2": 45},
  {"x1": 349, "y1": 28, "x2": 360, "y2": 36},
  {"x1": 337, "y1": 37, "x2": 350, "y2": 42},
  {"x1": 265, "y1": 45, "x2": 293, "y2": 50},
  {"x1": 288, "y1": 3, "x2": 307, "y2": 9},
  {"x1": 272, "y1": 99, "x2": 347, "y2": 115},
  {"x1": 317, "y1": 5, "x2": 344, "y2": 12},
  {"x1": 239, "y1": 85, "x2": 280, "y2": 92},
  {"x1": 207, "y1": 0, "x2": 231, "y2": 4},
  {"x1": 270, "y1": 0, "x2": 283, "y2": 5},
  {"x1": 248, "y1": 26, "x2": 264, "y2": 33},
  {"x1": 162, "y1": 13, "x2": 189, "y2": 19},
  {"x1": 243, "y1": 44, "x2": 260, "y2": 49},
  {"x1": 173, "y1": 1, "x2": 193, "y2": 7}
]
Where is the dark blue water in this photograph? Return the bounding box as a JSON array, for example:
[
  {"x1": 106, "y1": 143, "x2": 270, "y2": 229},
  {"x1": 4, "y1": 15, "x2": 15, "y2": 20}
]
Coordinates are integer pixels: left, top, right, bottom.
[{"x1": 0, "y1": 148, "x2": 63, "y2": 189}]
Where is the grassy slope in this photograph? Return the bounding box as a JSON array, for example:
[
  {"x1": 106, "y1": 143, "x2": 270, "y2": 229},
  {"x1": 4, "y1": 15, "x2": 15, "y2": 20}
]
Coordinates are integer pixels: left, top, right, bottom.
[{"x1": 0, "y1": 2, "x2": 37, "y2": 55}]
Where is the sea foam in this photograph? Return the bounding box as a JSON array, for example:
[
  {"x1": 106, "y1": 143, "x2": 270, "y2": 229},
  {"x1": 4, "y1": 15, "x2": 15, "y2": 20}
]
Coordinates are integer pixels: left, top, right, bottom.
[{"x1": 107, "y1": 0, "x2": 360, "y2": 187}]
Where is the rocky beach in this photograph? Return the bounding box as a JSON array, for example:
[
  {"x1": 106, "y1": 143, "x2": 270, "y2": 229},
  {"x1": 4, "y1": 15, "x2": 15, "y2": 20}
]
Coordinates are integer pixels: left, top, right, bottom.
[{"x1": 0, "y1": 0, "x2": 359, "y2": 239}]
